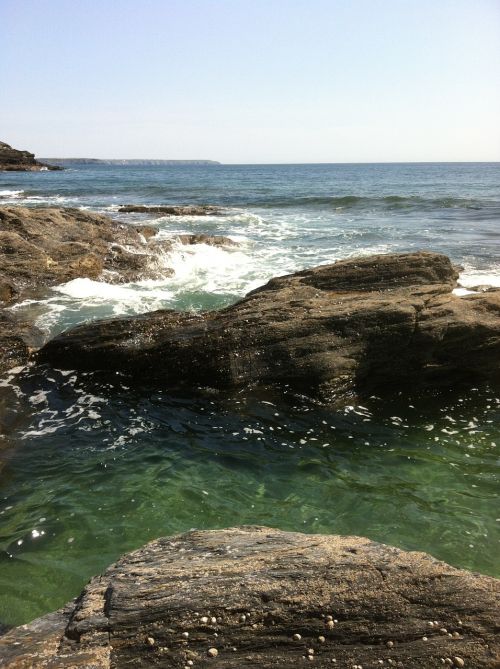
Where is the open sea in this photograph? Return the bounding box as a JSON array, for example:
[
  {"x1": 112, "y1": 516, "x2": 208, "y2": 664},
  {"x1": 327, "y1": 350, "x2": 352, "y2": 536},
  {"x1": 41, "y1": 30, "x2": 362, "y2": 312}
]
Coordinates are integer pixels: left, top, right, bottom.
[{"x1": 0, "y1": 162, "x2": 499, "y2": 626}]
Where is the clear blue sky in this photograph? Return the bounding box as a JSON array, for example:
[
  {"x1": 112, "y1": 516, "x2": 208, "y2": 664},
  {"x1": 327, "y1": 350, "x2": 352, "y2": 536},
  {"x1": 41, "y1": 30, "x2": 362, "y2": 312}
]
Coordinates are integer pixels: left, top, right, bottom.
[{"x1": 1, "y1": 0, "x2": 499, "y2": 163}]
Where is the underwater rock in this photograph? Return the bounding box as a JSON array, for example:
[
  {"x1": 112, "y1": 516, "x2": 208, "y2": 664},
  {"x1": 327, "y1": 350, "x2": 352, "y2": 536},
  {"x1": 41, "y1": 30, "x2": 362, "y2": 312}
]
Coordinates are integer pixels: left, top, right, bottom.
[
  {"x1": 0, "y1": 141, "x2": 61, "y2": 171},
  {"x1": 39, "y1": 251, "x2": 500, "y2": 401},
  {"x1": 0, "y1": 526, "x2": 498, "y2": 667}
]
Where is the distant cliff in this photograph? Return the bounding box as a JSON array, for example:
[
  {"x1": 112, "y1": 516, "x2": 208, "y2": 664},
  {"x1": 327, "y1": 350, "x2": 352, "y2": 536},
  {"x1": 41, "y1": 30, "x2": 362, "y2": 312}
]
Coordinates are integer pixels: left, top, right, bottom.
[
  {"x1": 0, "y1": 141, "x2": 61, "y2": 171},
  {"x1": 40, "y1": 158, "x2": 221, "y2": 166}
]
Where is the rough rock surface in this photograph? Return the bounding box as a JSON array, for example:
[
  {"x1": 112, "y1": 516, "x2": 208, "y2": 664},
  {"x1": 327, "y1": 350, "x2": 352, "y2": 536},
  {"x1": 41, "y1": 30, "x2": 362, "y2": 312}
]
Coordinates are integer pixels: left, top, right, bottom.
[
  {"x1": 39, "y1": 251, "x2": 500, "y2": 401},
  {"x1": 0, "y1": 526, "x2": 498, "y2": 668},
  {"x1": 0, "y1": 141, "x2": 60, "y2": 171},
  {"x1": 118, "y1": 204, "x2": 222, "y2": 216}
]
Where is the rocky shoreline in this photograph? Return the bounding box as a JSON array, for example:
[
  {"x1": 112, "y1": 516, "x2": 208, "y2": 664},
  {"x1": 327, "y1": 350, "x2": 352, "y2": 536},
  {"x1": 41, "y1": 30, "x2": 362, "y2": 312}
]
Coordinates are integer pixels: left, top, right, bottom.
[
  {"x1": 0, "y1": 206, "x2": 237, "y2": 375},
  {"x1": 1, "y1": 526, "x2": 498, "y2": 668},
  {"x1": 38, "y1": 249, "x2": 500, "y2": 403}
]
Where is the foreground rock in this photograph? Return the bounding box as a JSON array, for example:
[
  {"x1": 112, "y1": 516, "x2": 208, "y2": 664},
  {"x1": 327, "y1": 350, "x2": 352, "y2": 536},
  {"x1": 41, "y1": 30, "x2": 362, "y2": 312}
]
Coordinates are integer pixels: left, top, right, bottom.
[
  {"x1": 118, "y1": 204, "x2": 222, "y2": 215},
  {"x1": 39, "y1": 251, "x2": 500, "y2": 401},
  {"x1": 1, "y1": 527, "x2": 498, "y2": 668},
  {"x1": 0, "y1": 141, "x2": 60, "y2": 171}
]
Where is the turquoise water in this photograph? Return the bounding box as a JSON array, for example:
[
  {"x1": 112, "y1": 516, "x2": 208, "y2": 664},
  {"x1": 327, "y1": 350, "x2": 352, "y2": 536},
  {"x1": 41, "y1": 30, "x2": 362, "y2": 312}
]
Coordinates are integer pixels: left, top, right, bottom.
[{"x1": 0, "y1": 163, "x2": 499, "y2": 626}]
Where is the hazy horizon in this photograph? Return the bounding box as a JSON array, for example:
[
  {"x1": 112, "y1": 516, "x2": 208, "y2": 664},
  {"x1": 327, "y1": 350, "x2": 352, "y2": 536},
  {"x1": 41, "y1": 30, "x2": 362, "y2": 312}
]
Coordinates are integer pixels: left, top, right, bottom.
[{"x1": 2, "y1": 0, "x2": 499, "y2": 163}]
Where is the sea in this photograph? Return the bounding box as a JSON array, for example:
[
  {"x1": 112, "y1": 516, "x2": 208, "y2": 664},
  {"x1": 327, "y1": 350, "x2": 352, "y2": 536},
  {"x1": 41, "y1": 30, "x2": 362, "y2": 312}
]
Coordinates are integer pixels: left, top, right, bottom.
[{"x1": 0, "y1": 162, "x2": 499, "y2": 626}]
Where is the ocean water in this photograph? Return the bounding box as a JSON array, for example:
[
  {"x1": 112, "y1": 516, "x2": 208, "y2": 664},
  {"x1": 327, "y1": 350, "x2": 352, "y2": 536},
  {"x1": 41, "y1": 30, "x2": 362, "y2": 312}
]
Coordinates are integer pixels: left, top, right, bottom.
[{"x1": 0, "y1": 162, "x2": 499, "y2": 626}]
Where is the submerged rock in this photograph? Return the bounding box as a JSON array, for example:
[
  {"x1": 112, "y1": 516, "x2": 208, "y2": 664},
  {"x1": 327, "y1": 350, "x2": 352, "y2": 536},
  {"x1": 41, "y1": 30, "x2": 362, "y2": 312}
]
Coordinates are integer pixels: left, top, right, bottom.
[
  {"x1": 118, "y1": 204, "x2": 223, "y2": 216},
  {"x1": 38, "y1": 251, "x2": 500, "y2": 401},
  {"x1": 0, "y1": 526, "x2": 498, "y2": 667},
  {"x1": 0, "y1": 141, "x2": 61, "y2": 171}
]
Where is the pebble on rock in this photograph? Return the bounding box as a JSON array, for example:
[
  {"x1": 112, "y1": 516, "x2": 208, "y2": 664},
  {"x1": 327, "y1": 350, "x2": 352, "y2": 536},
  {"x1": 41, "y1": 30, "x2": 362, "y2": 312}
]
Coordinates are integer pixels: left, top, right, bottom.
[
  {"x1": 146, "y1": 637, "x2": 155, "y2": 646},
  {"x1": 453, "y1": 658, "x2": 465, "y2": 668},
  {"x1": 317, "y1": 635, "x2": 326, "y2": 643},
  {"x1": 207, "y1": 647, "x2": 218, "y2": 658},
  {"x1": 293, "y1": 633, "x2": 302, "y2": 641},
  {"x1": 326, "y1": 620, "x2": 335, "y2": 630},
  {"x1": 386, "y1": 640, "x2": 394, "y2": 648}
]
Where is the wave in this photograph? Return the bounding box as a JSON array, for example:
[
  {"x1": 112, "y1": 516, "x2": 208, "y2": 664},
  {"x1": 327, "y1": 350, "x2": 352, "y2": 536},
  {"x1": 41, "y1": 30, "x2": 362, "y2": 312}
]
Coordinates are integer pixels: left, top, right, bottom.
[
  {"x1": 0, "y1": 189, "x2": 24, "y2": 199},
  {"x1": 253, "y1": 194, "x2": 497, "y2": 211}
]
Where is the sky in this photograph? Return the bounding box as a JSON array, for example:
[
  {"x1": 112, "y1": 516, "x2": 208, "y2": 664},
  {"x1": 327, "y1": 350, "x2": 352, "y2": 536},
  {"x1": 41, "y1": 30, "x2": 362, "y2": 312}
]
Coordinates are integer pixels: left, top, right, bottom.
[{"x1": 1, "y1": 0, "x2": 499, "y2": 163}]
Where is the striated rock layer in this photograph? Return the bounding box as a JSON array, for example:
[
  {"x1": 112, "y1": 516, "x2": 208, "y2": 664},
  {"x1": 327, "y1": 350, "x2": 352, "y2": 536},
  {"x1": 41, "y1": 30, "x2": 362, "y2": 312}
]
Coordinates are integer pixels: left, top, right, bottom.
[
  {"x1": 39, "y1": 251, "x2": 500, "y2": 402},
  {"x1": 0, "y1": 527, "x2": 498, "y2": 668},
  {"x1": 0, "y1": 141, "x2": 60, "y2": 171}
]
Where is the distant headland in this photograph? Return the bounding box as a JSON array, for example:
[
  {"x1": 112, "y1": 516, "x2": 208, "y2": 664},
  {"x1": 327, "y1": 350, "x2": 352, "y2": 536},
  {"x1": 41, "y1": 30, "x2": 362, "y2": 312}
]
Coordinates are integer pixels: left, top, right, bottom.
[
  {"x1": 39, "y1": 158, "x2": 221, "y2": 166},
  {"x1": 0, "y1": 141, "x2": 61, "y2": 171}
]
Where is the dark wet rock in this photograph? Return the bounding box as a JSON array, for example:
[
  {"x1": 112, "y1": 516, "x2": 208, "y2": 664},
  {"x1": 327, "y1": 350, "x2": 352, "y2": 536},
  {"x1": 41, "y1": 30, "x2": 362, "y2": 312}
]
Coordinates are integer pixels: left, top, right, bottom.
[
  {"x1": 0, "y1": 312, "x2": 43, "y2": 376},
  {"x1": 38, "y1": 251, "x2": 500, "y2": 401},
  {"x1": 0, "y1": 526, "x2": 498, "y2": 667},
  {"x1": 118, "y1": 204, "x2": 223, "y2": 216},
  {"x1": 0, "y1": 141, "x2": 61, "y2": 171}
]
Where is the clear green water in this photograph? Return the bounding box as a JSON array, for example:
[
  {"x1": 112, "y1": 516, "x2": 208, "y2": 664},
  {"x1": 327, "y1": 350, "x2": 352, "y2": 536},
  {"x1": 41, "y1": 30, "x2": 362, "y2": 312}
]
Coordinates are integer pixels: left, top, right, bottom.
[
  {"x1": 0, "y1": 373, "x2": 498, "y2": 626},
  {"x1": 1, "y1": 162, "x2": 499, "y2": 627}
]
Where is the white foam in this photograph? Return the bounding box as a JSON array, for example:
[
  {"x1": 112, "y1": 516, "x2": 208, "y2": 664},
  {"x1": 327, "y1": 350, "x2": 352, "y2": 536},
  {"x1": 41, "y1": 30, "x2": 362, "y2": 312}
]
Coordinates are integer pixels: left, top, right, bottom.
[
  {"x1": 458, "y1": 270, "x2": 500, "y2": 290},
  {"x1": 0, "y1": 189, "x2": 24, "y2": 198}
]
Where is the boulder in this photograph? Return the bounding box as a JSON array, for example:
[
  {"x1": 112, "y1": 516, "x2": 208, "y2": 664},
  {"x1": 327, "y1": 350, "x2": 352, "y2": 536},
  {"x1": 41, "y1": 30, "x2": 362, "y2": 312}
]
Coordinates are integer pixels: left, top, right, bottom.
[
  {"x1": 0, "y1": 141, "x2": 61, "y2": 171},
  {"x1": 118, "y1": 204, "x2": 223, "y2": 216},
  {"x1": 0, "y1": 526, "x2": 498, "y2": 667},
  {"x1": 38, "y1": 251, "x2": 500, "y2": 401}
]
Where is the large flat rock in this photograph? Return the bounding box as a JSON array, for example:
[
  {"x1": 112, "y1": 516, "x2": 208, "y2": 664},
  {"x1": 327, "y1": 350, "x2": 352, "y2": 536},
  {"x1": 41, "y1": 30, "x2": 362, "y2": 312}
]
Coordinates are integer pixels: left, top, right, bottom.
[
  {"x1": 0, "y1": 527, "x2": 498, "y2": 667},
  {"x1": 38, "y1": 251, "x2": 500, "y2": 401}
]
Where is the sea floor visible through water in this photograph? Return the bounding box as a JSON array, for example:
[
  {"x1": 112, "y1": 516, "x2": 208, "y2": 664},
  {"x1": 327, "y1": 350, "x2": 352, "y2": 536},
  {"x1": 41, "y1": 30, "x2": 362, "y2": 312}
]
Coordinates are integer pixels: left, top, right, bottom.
[{"x1": 0, "y1": 162, "x2": 499, "y2": 626}]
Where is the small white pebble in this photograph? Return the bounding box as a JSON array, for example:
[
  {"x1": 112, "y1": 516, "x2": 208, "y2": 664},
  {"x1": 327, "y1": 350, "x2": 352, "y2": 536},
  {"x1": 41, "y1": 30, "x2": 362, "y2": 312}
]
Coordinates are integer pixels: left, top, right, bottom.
[
  {"x1": 207, "y1": 647, "x2": 218, "y2": 658},
  {"x1": 182, "y1": 632, "x2": 189, "y2": 638},
  {"x1": 453, "y1": 658, "x2": 465, "y2": 668},
  {"x1": 210, "y1": 617, "x2": 217, "y2": 624},
  {"x1": 293, "y1": 633, "x2": 302, "y2": 641},
  {"x1": 252, "y1": 623, "x2": 258, "y2": 629},
  {"x1": 326, "y1": 615, "x2": 333, "y2": 621},
  {"x1": 440, "y1": 628, "x2": 448, "y2": 635},
  {"x1": 326, "y1": 620, "x2": 335, "y2": 630},
  {"x1": 146, "y1": 636, "x2": 155, "y2": 646},
  {"x1": 307, "y1": 648, "x2": 314, "y2": 655},
  {"x1": 308, "y1": 656, "x2": 314, "y2": 661},
  {"x1": 422, "y1": 636, "x2": 428, "y2": 641},
  {"x1": 187, "y1": 662, "x2": 194, "y2": 667},
  {"x1": 239, "y1": 614, "x2": 247, "y2": 623},
  {"x1": 201, "y1": 616, "x2": 209, "y2": 623},
  {"x1": 317, "y1": 635, "x2": 326, "y2": 643},
  {"x1": 386, "y1": 640, "x2": 394, "y2": 648},
  {"x1": 445, "y1": 660, "x2": 453, "y2": 667}
]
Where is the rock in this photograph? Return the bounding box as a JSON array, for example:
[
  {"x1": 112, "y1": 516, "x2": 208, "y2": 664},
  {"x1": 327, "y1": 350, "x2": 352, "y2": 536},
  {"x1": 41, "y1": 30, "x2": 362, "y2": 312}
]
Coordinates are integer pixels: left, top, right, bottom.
[
  {"x1": 0, "y1": 527, "x2": 498, "y2": 667},
  {"x1": 0, "y1": 311, "x2": 42, "y2": 376},
  {"x1": 38, "y1": 251, "x2": 500, "y2": 401},
  {"x1": 0, "y1": 141, "x2": 61, "y2": 171},
  {"x1": 118, "y1": 204, "x2": 223, "y2": 216},
  {"x1": 175, "y1": 233, "x2": 238, "y2": 247}
]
